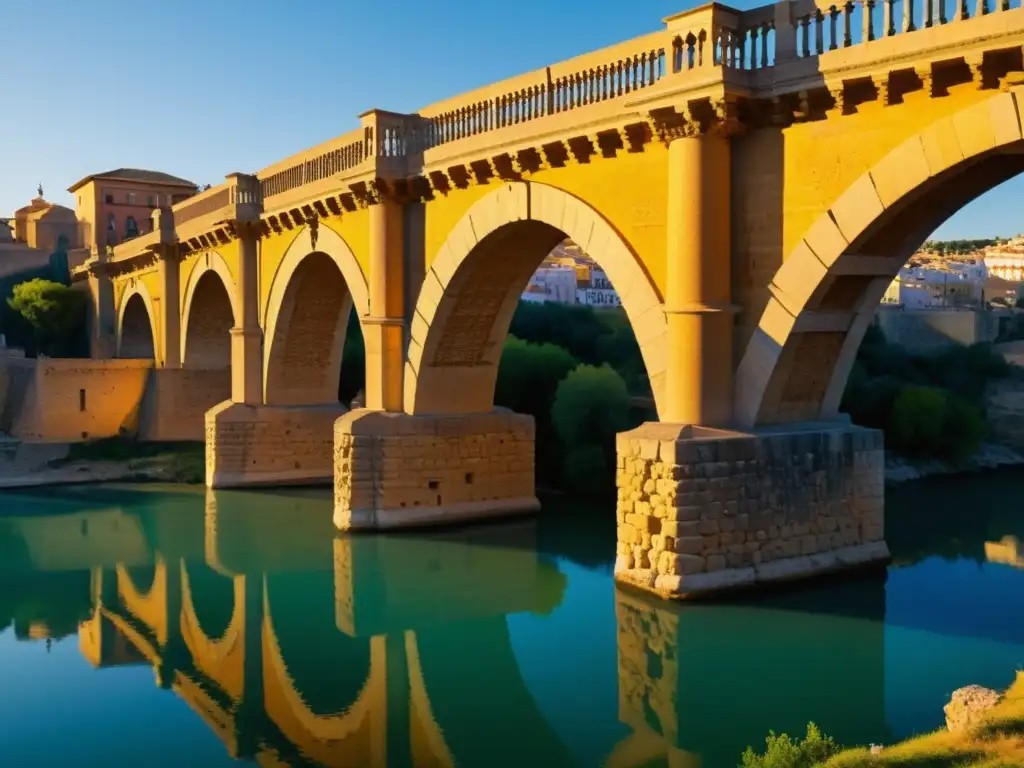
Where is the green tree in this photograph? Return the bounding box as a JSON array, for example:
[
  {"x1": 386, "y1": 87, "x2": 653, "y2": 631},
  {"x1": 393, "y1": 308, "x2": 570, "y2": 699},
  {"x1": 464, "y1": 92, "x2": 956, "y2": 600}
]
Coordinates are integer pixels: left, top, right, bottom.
[
  {"x1": 495, "y1": 336, "x2": 579, "y2": 488},
  {"x1": 551, "y1": 363, "x2": 630, "y2": 493},
  {"x1": 7, "y1": 278, "x2": 87, "y2": 357}
]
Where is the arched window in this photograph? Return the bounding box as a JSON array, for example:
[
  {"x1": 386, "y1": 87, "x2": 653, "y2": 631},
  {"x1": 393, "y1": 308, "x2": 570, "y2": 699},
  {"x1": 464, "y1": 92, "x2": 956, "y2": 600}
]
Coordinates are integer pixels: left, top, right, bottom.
[{"x1": 125, "y1": 216, "x2": 138, "y2": 239}]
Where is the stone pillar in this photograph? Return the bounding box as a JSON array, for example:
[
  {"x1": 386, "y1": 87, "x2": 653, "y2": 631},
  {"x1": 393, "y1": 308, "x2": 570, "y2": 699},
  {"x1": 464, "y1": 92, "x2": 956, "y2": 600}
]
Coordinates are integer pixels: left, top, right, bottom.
[
  {"x1": 206, "y1": 216, "x2": 347, "y2": 488},
  {"x1": 664, "y1": 135, "x2": 733, "y2": 427},
  {"x1": 157, "y1": 246, "x2": 181, "y2": 369},
  {"x1": 231, "y1": 223, "x2": 262, "y2": 405},
  {"x1": 614, "y1": 421, "x2": 889, "y2": 599},
  {"x1": 87, "y1": 254, "x2": 116, "y2": 359},
  {"x1": 363, "y1": 198, "x2": 405, "y2": 412}
]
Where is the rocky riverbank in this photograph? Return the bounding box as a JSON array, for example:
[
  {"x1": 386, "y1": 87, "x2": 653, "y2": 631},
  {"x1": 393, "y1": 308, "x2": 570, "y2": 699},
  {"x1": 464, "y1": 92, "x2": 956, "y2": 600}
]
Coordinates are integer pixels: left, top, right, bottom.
[{"x1": 0, "y1": 437, "x2": 203, "y2": 489}]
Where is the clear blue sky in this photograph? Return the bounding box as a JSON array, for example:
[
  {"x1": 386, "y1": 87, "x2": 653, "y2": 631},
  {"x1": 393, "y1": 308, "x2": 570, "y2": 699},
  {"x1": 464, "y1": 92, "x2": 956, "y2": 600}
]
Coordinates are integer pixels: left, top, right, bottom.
[{"x1": 0, "y1": 0, "x2": 1015, "y2": 240}]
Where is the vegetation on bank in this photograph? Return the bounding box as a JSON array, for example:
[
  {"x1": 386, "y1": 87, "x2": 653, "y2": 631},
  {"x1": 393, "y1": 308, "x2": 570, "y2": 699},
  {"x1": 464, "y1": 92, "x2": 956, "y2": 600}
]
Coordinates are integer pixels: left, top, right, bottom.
[
  {"x1": 840, "y1": 325, "x2": 1011, "y2": 463},
  {"x1": 741, "y1": 673, "x2": 1024, "y2": 767},
  {"x1": 921, "y1": 238, "x2": 1007, "y2": 256},
  {"x1": 5, "y1": 278, "x2": 88, "y2": 358},
  {"x1": 50, "y1": 437, "x2": 205, "y2": 483}
]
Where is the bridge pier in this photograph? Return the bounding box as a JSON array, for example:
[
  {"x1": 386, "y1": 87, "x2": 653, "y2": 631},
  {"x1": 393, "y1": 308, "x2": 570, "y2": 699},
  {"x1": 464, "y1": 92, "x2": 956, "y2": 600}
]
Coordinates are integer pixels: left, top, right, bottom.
[
  {"x1": 333, "y1": 409, "x2": 538, "y2": 530},
  {"x1": 614, "y1": 421, "x2": 888, "y2": 599}
]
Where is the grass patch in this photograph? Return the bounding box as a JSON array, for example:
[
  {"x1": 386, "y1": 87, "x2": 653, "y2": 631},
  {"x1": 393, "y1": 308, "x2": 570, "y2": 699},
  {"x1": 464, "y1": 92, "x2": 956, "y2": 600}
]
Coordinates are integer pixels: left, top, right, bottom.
[
  {"x1": 49, "y1": 436, "x2": 205, "y2": 483},
  {"x1": 742, "y1": 673, "x2": 1024, "y2": 768}
]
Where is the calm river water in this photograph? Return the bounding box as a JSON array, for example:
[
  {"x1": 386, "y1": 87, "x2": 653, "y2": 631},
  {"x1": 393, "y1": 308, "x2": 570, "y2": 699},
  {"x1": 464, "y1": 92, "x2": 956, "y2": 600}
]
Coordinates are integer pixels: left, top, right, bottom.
[{"x1": 1, "y1": 470, "x2": 1023, "y2": 767}]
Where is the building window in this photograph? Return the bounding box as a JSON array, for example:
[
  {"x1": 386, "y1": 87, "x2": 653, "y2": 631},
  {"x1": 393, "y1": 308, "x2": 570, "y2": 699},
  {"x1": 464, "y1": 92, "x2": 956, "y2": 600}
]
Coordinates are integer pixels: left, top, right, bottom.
[
  {"x1": 79, "y1": 389, "x2": 86, "y2": 412},
  {"x1": 107, "y1": 213, "x2": 116, "y2": 231},
  {"x1": 127, "y1": 192, "x2": 136, "y2": 205},
  {"x1": 104, "y1": 193, "x2": 113, "y2": 204},
  {"x1": 147, "y1": 194, "x2": 154, "y2": 207},
  {"x1": 125, "y1": 216, "x2": 138, "y2": 238}
]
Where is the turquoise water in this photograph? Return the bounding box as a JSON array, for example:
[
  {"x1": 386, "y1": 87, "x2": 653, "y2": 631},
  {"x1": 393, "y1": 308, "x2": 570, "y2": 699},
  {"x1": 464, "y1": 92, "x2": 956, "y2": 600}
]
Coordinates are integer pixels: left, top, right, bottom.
[{"x1": 1, "y1": 470, "x2": 1023, "y2": 768}]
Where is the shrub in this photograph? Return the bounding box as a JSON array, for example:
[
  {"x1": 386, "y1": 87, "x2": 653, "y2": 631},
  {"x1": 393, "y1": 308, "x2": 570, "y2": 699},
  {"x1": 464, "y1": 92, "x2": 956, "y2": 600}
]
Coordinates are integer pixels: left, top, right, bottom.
[
  {"x1": 551, "y1": 364, "x2": 630, "y2": 494},
  {"x1": 886, "y1": 386, "x2": 987, "y2": 462},
  {"x1": 740, "y1": 723, "x2": 841, "y2": 768}
]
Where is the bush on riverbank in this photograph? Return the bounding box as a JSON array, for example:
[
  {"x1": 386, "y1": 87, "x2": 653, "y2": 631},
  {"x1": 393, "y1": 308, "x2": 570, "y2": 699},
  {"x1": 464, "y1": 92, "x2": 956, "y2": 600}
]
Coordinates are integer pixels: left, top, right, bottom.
[
  {"x1": 50, "y1": 437, "x2": 205, "y2": 483},
  {"x1": 841, "y1": 326, "x2": 1009, "y2": 461},
  {"x1": 741, "y1": 673, "x2": 1024, "y2": 767},
  {"x1": 495, "y1": 336, "x2": 636, "y2": 494}
]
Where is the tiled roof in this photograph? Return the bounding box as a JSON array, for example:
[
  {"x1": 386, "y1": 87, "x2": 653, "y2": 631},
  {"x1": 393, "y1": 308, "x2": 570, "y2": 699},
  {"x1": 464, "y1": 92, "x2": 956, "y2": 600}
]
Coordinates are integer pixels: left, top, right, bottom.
[{"x1": 68, "y1": 168, "x2": 197, "y2": 193}]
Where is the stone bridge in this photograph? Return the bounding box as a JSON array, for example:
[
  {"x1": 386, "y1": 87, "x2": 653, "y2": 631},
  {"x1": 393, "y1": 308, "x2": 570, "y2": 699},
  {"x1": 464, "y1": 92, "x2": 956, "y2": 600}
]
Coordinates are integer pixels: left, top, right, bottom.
[{"x1": 75, "y1": 0, "x2": 1024, "y2": 597}]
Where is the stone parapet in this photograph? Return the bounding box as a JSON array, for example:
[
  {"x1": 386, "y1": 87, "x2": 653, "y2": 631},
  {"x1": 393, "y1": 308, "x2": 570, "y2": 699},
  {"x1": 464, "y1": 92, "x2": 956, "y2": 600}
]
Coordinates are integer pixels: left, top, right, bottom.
[
  {"x1": 333, "y1": 408, "x2": 538, "y2": 531},
  {"x1": 614, "y1": 420, "x2": 888, "y2": 599},
  {"x1": 205, "y1": 401, "x2": 347, "y2": 488}
]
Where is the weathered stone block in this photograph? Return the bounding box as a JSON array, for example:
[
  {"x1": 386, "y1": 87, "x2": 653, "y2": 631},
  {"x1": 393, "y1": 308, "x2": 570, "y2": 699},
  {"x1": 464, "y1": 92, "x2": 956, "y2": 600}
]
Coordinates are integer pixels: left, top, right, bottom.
[{"x1": 614, "y1": 421, "x2": 889, "y2": 600}]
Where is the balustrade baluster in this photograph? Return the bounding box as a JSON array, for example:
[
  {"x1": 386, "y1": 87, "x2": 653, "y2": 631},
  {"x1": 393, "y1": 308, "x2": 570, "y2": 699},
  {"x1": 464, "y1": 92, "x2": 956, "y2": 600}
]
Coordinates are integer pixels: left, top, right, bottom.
[
  {"x1": 953, "y1": 0, "x2": 964, "y2": 21},
  {"x1": 761, "y1": 22, "x2": 771, "y2": 65},
  {"x1": 863, "y1": 0, "x2": 876, "y2": 40},
  {"x1": 829, "y1": 7, "x2": 839, "y2": 49},
  {"x1": 800, "y1": 16, "x2": 810, "y2": 55},
  {"x1": 976, "y1": 0, "x2": 987, "y2": 15},
  {"x1": 843, "y1": 2, "x2": 854, "y2": 45},
  {"x1": 903, "y1": 0, "x2": 916, "y2": 31}
]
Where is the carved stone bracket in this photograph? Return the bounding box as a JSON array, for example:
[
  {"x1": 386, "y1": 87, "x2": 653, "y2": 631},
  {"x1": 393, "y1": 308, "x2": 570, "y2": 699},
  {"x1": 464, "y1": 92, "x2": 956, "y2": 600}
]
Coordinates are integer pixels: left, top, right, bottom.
[
  {"x1": 308, "y1": 215, "x2": 319, "y2": 250},
  {"x1": 916, "y1": 66, "x2": 933, "y2": 97},
  {"x1": 830, "y1": 86, "x2": 846, "y2": 114},
  {"x1": 710, "y1": 97, "x2": 743, "y2": 136},
  {"x1": 876, "y1": 76, "x2": 890, "y2": 106}
]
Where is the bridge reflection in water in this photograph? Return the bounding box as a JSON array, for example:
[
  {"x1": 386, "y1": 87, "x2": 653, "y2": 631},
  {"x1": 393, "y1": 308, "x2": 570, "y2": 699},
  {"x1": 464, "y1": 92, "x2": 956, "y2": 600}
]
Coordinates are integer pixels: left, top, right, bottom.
[{"x1": 0, "y1": 487, "x2": 908, "y2": 766}]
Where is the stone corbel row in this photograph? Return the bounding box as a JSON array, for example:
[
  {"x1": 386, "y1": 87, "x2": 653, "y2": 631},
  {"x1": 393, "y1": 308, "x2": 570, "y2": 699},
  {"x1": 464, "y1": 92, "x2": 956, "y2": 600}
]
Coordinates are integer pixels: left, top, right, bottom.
[{"x1": 776, "y1": 50, "x2": 1019, "y2": 125}]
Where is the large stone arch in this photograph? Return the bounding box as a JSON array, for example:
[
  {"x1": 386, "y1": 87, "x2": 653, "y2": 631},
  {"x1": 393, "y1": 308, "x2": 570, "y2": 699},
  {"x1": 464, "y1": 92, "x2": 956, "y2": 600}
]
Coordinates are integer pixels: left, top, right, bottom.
[
  {"x1": 262, "y1": 224, "x2": 370, "y2": 406},
  {"x1": 405, "y1": 182, "x2": 667, "y2": 417},
  {"x1": 735, "y1": 89, "x2": 1024, "y2": 428},
  {"x1": 180, "y1": 251, "x2": 239, "y2": 367},
  {"x1": 117, "y1": 283, "x2": 157, "y2": 359}
]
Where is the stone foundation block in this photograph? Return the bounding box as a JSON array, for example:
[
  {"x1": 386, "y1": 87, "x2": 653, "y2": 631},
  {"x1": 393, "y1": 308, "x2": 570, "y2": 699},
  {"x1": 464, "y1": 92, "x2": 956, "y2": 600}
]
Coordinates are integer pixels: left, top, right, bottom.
[
  {"x1": 333, "y1": 408, "x2": 539, "y2": 531},
  {"x1": 206, "y1": 401, "x2": 348, "y2": 488},
  {"x1": 614, "y1": 420, "x2": 889, "y2": 599}
]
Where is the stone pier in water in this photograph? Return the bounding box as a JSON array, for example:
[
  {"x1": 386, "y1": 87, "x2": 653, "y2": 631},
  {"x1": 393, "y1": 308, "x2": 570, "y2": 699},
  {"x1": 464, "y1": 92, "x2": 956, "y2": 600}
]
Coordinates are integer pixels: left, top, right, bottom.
[{"x1": 614, "y1": 421, "x2": 888, "y2": 599}]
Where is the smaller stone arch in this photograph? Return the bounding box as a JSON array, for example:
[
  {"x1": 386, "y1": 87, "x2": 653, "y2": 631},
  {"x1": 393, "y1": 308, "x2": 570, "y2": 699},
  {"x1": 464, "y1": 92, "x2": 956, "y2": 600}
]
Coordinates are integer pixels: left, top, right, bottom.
[
  {"x1": 262, "y1": 224, "x2": 370, "y2": 406},
  {"x1": 117, "y1": 282, "x2": 157, "y2": 359},
  {"x1": 180, "y1": 251, "x2": 240, "y2": 366},
  {"x1": 405, "y1": 181, "x2": 668, "y2": 417}
]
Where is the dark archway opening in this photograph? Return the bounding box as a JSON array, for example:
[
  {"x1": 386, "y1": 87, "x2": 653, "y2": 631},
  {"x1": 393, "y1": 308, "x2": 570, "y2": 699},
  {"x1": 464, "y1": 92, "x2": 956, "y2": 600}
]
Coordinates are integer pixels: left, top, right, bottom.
[
  {"x1": 183, "y1": 272, "x2": 233, "y2": 369},
  {"x1": 120, "y1": 293, "x2": 155, "y2": 359}
]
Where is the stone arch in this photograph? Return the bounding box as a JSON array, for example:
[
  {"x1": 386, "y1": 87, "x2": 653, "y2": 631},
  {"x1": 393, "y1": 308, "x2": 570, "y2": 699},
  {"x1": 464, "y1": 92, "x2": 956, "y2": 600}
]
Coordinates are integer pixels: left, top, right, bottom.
[
  {"x1": 262, "y1": 224, "x2": 370, "y2": 406},
  {"x1": 735, "y1": 90, "x2": 1024, "y2": 428},
  {"x1": 115, "y1": 557, "x2": 168, "y2": 645},
  {"x1": 117, "y1": 283, "x2": 157, "y2": 359},
  {"x1": 405, "y1": 182, "x2": 667, "y2": 417},
  {"x1": 180, "y1": 251, "x2": 239, "y2": 367}
]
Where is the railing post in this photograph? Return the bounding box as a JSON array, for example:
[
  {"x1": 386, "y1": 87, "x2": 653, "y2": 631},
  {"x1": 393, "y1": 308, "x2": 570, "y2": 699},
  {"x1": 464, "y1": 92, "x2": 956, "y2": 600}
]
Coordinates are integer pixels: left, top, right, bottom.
[{"x1": 773, "y1": 0, "x2": 799, "y2": 62}]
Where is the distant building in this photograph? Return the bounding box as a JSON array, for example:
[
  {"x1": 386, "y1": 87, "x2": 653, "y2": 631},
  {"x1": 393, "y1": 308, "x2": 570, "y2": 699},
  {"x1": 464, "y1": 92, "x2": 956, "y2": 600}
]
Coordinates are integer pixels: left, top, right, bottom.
[
  {"x1": 882, "y1": 261, "x2": 986, "y2": 309},
  {"x1": 522, "y1": 239, "x2": 623, "y2": 308},
  {"x1": 67, "y1": 168, "x2": 197, "y2": 251},
  {"x1": 11, "y1": 187, "x2": 78, "y2": 254},
  {"x1": 982, "y1": 236, "x2": 1024, "y2": 282}
]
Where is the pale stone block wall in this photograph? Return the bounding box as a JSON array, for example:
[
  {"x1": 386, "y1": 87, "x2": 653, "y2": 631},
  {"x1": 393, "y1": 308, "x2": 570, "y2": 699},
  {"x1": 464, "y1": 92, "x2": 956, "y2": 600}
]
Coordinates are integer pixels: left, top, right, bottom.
[
  {"x1": 139, "y1": 368, "x2": 230, "y2": 442},
  {"x1": 5, "y1": 358, "x2": 152, "y2": 442},
  {"x1": 206, "y1": 401, "x2": 348, "y2": 487},
  {"x1": 334, "y1": 408, "x2": 538, "y2": 531},
  {"x1": 615, "y1": 421, "x2": 887, "y2": 598}
]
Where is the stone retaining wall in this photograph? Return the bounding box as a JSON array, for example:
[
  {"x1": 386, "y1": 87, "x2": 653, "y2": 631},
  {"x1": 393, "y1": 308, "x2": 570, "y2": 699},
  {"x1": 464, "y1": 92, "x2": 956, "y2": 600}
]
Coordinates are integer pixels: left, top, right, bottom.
[
  {"x1": 206, "y1": 401, "x2": 347, "y2": 487},
  {"x1": 334, "y1": 408, "x2": 537, "y2": 531},
  {"x1": 615, "y1": 421, "x2": 888, "y2": 598}
]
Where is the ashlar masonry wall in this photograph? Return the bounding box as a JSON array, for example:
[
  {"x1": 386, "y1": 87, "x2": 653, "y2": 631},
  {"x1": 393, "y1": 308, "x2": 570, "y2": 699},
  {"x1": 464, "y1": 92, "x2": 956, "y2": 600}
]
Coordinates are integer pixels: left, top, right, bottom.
[
  {"x1": 615, "y1": 421, "x2": 887, "y2": 598},
  {"x1": 334, "y1": 409, "x2": 537, "y2": 530}
]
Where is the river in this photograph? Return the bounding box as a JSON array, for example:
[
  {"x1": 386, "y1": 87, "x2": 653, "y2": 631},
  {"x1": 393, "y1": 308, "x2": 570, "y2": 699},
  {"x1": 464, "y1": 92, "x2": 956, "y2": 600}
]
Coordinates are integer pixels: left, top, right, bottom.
[{"x1": 0, "y1": 469, "x2": 1022, "y2": 767}]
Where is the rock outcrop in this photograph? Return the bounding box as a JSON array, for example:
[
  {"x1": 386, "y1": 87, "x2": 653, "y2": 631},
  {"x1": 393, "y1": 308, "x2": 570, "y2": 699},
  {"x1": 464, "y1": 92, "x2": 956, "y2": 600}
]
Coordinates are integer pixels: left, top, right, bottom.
[{"x1": 944, "y1": 685, "x2": 1002, "y2": 734}]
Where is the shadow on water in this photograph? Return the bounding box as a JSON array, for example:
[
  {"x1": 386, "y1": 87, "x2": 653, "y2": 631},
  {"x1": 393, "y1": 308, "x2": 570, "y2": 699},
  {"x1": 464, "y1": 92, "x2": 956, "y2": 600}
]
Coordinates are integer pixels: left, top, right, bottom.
[{"x1": 0, "y1": 468, "x2": 1022, "y2": 766}]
